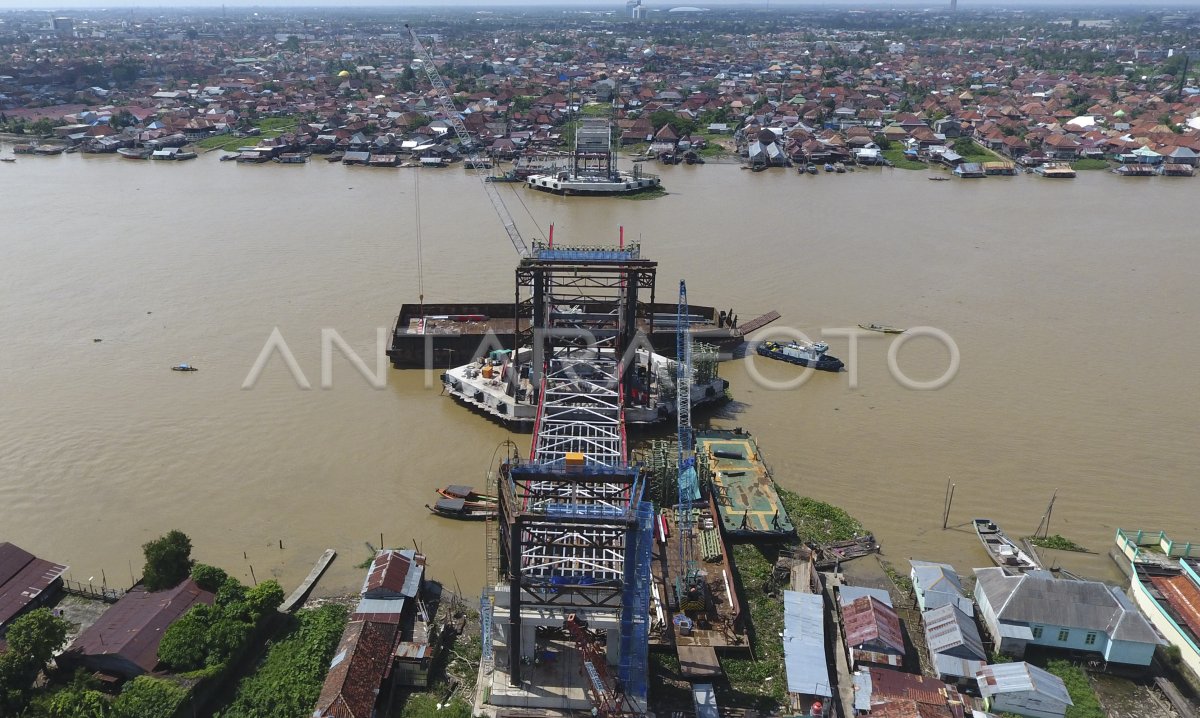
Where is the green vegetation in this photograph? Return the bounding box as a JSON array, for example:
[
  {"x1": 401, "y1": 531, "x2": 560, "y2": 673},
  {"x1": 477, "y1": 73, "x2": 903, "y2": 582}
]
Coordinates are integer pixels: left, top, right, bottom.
[
  {"x1": 618, "y1": 186, "x2": 668, "y2": 201},
  {"x1": 721, "y1": 543, "x2": 788, "y2": 711},
  {"x1": 951, "y1": 137, "x2": 998, "y2": 161},
  {"x1": 216, "y1": 604, "x2": 348, "y2": 718},
  {"x1": 195, "y1": 117, "x2": 299, "y2": 152},
  {"x1": 142, "y1": 529, "x2": 194, "y2": 591},
  {"x1": 111, "y1": 676, "x2": 189, "y2": 718},
  {"x1": 400, "y1": 610, "x2": 481, "y2": 718},
  {"x1": 779, "y1": 488, "x2": 865, "y2": 545},
  {"x1": 0, "y1": 608, "x2": 71, "y2": 715},
  {"x1": 883, "y1": 147, "x2": 926, "y2": 170},
  {"x1": 1072, "y1": 158, "x2": 1110, "y2": 170},
  {"x1": 714, "y1": 490, "x2": 868, "y2": 711},
  {"x1": 882, "y1": 559, "x2": 914, "y2": 595},
  {"x1": 157, "y1": 575, "x2": 284, "y2": 672},
  {"x1": 1027, "y1": 534, "x2": 1090, "y2": 553},
  {"x1": 580, "y1": 103, "x2": 613, "y2": 118},
  {"x1": 1044, "y1": 659, "x2": 1105, "y2": 718}
]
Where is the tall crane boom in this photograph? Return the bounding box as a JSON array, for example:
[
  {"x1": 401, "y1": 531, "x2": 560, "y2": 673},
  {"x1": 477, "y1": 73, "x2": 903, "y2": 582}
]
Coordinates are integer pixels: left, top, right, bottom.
[
  {"x1": 405, "y1": 25, "x2": 530, "y2": 258},
  {"x1": 676, "y1": 280, "x2": 699, "y2": 590}
]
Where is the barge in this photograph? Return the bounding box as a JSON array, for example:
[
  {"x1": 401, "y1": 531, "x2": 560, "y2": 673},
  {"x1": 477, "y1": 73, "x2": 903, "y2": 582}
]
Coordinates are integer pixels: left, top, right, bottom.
[
  {"x1": 388, "y1": 302, "x2": 774, "y2": 368},
  {"x1": 695, "y1": 429, "x2": 794, "y2": 538}
]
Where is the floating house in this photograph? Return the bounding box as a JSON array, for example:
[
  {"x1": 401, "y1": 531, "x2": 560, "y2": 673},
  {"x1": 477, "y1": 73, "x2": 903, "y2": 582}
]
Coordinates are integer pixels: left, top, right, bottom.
[
  {"x1": 924, "y1": 603, "x2": 986, "y2": 683},
  {"x1": 910, "y1": 560, "x2": 972, "y2": 615},
  {"x1": 976, "y1": 662, "x2": 1071, "y2": 718},
  {"x1": 1115, "y1": 529, "x2": 1200, "y2": 678},
  {"x1": 973, "y1": 567, "x2": 1162, "y2": 666},
  {"x1": 841, "y1": 594, "x2": 905, "y2": 669},
  {"x1": 953, "y1": 162, "x2": 985, "y2": 178}
]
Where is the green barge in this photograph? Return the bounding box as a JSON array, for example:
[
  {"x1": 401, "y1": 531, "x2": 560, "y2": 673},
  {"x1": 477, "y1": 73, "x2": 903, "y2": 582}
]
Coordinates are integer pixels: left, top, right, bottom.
[{"x1": 695, "y1": 429, "x2": 794, "y2": 537}]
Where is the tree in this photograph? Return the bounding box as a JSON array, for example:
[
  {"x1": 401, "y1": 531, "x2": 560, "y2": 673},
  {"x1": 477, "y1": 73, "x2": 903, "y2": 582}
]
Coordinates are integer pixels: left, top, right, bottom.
[
  {"x1": 110, "y1": 676, "x2": 187, "y2": 718},
  {"x1": 0, "y1": 609, "x2": 70, "y2": 714},
  {"x1": 952, "y1": 137, "x2": 978, "y2": 155},
  {"x1": 190, "y1": 564, "x2": 227, "y2": 592},
  {"x1": 5, "y1": 608, "x2": 68, "y2": 665},
  {"x1": 156, "y1": 606, "x2": 211, "y2": 671},
  {"x1": 141, "y1": 530, "x2": 193, "y2": 591},
  {"x1": 244, "y1": 580, "x2": 284, "y2": 618}
]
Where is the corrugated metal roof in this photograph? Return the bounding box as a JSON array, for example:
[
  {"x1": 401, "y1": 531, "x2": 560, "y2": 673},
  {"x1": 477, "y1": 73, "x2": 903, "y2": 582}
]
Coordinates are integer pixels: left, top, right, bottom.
[
  {"x1": 977, "y1": 662, "x2": 1072, "y2": 707},
  {"x1": 692, "y1": 683, "x2": 718, "y2": 718},
  {"x1": 867, "y1": 666, "x2": 956, "y2": 707},
  {"x1": 65, "y1": 580, "x2": 214, "y2": 677},
  {"x1": 924, "y1": 604, "x2": 985, "y2": 660},
  {"x1": 362, "y1": 550, "x2": 424, "y2": 599},
  {"x1": 852, "y1": 670, "x2": 873, "y2": 712},
  {"x1": 0, "y1": 543, "x2": 68, "y2": 627},
  {"x1": 782, "y1": 590, "x2": 832, "y2": 698},
  {"x1": 975, "y1": 568, "x2": 1161, "y2": 645},
  {"x1": 838, "y1": 584, "x2": 892, "y2": 608},
  {"x1": 844, "y1": 596, "x2": 904, "y2": 654},
  {"x1": 932, "y1": 652, "x2": 987, "y2": 682},
  {"x1": 355, "y1": 596, "x2": 408, "y2": 617}
]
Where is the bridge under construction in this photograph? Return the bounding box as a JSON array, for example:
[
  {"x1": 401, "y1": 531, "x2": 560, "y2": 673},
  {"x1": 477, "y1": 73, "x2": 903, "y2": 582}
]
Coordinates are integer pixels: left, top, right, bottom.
[{"x1": 478, "y1": 241, "x2": 654, "y2": 716}]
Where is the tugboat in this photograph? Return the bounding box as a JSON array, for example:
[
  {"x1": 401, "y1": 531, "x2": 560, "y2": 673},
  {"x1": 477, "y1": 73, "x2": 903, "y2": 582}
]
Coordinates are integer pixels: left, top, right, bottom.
[{"x1": 755, "y1": 340, "x2": 843, "y2": 372}]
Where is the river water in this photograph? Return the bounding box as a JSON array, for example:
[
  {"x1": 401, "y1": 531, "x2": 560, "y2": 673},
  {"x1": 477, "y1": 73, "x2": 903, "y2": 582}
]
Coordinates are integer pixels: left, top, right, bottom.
[{"x1": 2, "y1": 148, "x2": 1197, "y2": 596}]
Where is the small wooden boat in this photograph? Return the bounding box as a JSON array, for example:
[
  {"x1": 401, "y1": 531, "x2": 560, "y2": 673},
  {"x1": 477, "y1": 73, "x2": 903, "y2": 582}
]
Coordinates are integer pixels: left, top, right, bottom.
[
  {"x1": 0, "y1": 157, "x2": 15, "y2": 163},
  {"x1": 171, "y1": 363, "x2": 198, "y2": 372},
  {"x1": 118, "y1": 147, "x2": 151, "y2": 160},
  {"x1": 426, "y1": 498, "x2": 495, "y2": 521},
  {"x1": 858, "y1": 323, "x2": 905, "y2": 334},
  {"x1": 928, "y1": 176, "x2": 951, "y2": 181},
  {"x1": 805, "y1": 164, "x2": 818, "y2": 175},
  {"x1": 974, "y1": 518, "x2": 1041, "y2": 572},
  {"x1": 438, "y1": 485, "x2": 497, "y2": 503}
]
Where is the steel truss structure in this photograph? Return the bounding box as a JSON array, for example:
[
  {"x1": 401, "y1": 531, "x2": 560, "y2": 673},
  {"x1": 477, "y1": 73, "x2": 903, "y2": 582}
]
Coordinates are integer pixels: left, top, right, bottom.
[{"x1": 495, "y1": 244, "x2": 655, "y2": 705}]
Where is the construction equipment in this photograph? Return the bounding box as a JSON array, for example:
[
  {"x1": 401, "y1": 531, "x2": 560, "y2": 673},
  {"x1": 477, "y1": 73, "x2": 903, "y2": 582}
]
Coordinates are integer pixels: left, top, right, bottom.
[
  {"x1": 405, "y1": 24, "x2": 530, "y2": 258},
  {"x1": 564, "y1": 614, "x2": 637, "y2": 718},
  {"x1": 676, "y1": 280, "x2": 704, "y2": 611}
]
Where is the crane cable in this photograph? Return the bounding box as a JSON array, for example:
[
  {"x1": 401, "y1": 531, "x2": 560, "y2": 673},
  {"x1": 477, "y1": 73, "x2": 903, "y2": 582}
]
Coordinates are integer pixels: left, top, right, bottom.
[
  {"x1": 507, "y1": 182, "x2": 548, "y2": 242},
  {"x1": 415, "y1": 162, "x2": 424, "y2": 314}
]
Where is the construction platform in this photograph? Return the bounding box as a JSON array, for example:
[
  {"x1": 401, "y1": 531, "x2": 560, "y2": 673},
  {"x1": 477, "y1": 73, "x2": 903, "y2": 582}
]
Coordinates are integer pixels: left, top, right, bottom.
[
  {"x1": 649, "y1": 495, "x2": 748, "y2": 678},
  {"x1": 442, "y1": 348, "x2": 728, "y2": 430},
  {"x1": 695, "y1": 430, "x2": 795, "y2": 538}
]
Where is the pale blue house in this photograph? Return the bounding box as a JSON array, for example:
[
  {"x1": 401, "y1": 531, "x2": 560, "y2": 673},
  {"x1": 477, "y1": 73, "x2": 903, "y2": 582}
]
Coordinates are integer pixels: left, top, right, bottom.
[
  {"x1": 973, "y1": 568, "x2": 1163, "y2": 666},
  {"x1": 910, "y1": 559, "x2": 974, "y2": 615}
]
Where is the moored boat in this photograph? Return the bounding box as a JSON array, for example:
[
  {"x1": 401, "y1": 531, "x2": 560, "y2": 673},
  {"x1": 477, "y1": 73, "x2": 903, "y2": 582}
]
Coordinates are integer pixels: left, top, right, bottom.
[
  {"x1": 858, "y1": 323, "x2": 905, "y2": 334},
  {"x1": 171, "y1": 363, "x2": 198, "y2": 372},
  {"x1": 118, "y1": 147, "x2": 151, "y2": 160},
  {"x1": 437, "y1": 485, "x2": 497, "y2": 503},
  {"x1": 755, "y1": 339, "x2": 844, "y2": 372},
  {"x1": 426, "y1": 498, "x2": 496, "y2": 521},
  {"x1": 974, "y1": 518, "x2": 1041, "y2": 572},
  {"x1": 805, "y1": 164, "x2": 818, "y2": 175}
]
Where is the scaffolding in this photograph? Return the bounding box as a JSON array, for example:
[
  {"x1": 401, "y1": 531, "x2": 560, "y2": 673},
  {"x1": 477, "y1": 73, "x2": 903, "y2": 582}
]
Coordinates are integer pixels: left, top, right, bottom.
[{"x1": 491, "y1": 244, "x2": 655, "y2": 713}]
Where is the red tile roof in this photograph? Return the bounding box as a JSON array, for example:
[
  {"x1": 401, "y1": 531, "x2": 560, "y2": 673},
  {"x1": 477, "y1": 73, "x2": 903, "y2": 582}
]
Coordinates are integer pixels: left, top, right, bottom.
[{"x1": 313, "y1": 620, "x2": 399, "y2": 718}]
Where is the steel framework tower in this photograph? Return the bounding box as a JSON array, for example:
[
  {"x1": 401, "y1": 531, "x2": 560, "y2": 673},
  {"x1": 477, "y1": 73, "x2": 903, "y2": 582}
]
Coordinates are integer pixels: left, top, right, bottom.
[{"x1": 491, "y1": 241, "x2": 655, "y2": 714}]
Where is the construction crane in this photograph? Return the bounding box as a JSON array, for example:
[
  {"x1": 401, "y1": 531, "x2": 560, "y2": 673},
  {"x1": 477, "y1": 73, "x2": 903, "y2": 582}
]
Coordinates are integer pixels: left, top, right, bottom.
[
  {"x1": 405, "y1": 25, "x2": 530, "y2": 258},
  {"x1": 564, "y1": 614, "x2": 636, "y2": 718},
  {"x1": 675, "y1": 280, "x2": 704, "y2": 613}
]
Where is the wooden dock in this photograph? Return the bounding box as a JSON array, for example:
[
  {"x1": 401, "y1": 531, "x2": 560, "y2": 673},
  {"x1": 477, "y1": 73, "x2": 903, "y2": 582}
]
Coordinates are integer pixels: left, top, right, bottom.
[
  {"x1": 279, "y1": 548, "x2": 337, "y2": 613},
  {"x1": 734, "y1": 310, "x2": 781, "y2": 337}
]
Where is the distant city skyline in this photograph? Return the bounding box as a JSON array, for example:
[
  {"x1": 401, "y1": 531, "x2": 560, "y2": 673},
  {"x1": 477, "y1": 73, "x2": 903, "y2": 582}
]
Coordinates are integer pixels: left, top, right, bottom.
[{"x1": 4, "y1": 0, "x2": 1197, "y2": 11}]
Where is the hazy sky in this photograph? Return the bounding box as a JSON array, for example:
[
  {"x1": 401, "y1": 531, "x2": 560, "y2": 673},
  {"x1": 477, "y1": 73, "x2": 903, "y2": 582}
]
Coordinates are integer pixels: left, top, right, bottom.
[{"x1": 4, "y1": 0, "x2": 1193, "y2": 9}]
